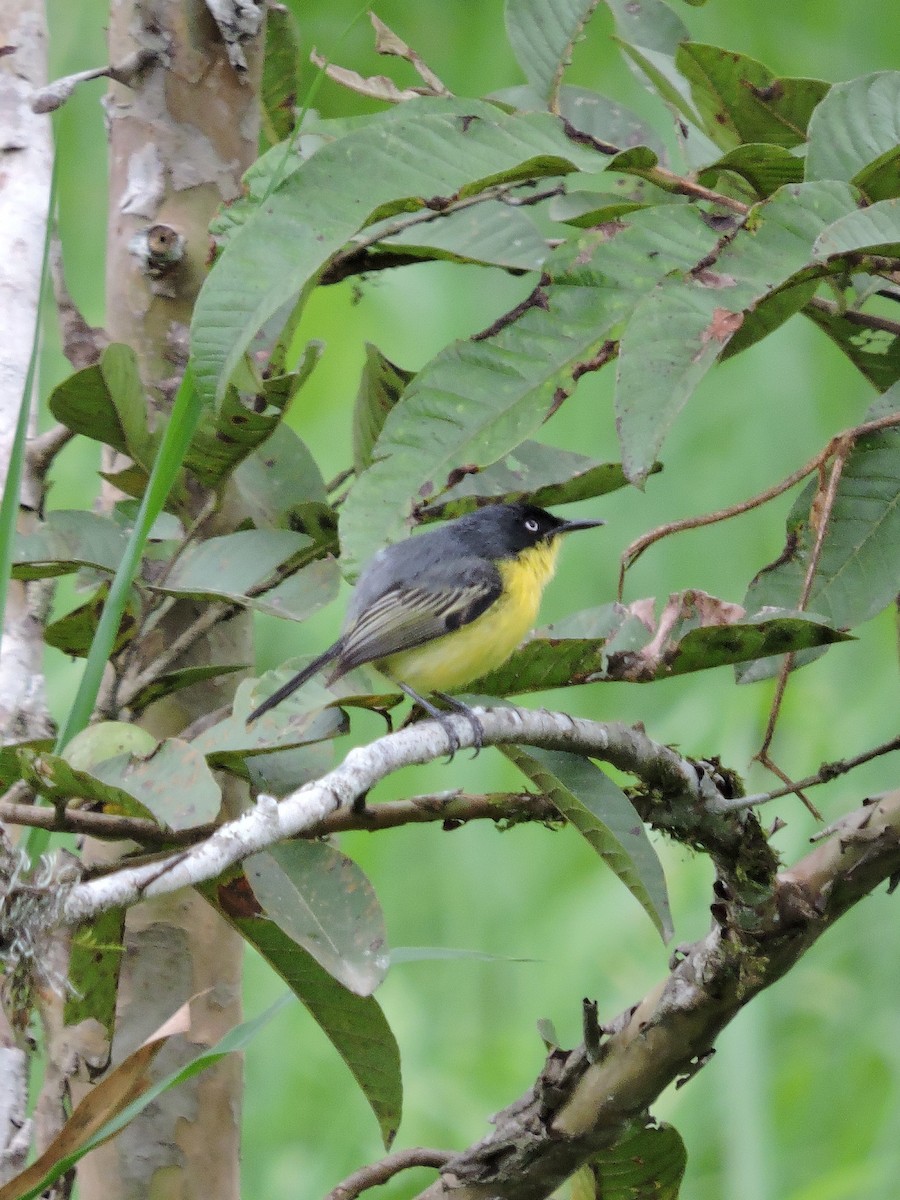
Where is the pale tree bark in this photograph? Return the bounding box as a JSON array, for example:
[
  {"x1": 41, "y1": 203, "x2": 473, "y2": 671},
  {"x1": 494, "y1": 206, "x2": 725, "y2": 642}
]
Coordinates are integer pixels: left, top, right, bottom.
[
  {"x1": 0, "y1": 2, "x2": 52, "y2": 1180},
  {"x1": 0, "y1": 0, "x2": 53, "y2": 746},
  {"x1": 72, "y1": 2, "x2": 264, "y2": 1196}
]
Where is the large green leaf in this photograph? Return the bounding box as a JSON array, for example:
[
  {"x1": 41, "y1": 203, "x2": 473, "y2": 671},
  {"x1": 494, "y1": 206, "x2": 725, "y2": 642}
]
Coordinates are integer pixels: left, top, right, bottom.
[
  {"x1": 812, "y1": 198, "x2": 900, "y2": 260},
  {"x1": 697, "y1": 143, "x2": 805, "y2": 200},
  {"x1": 615, "y1": 180, "x2": 858, "y2": 482},
  {"x1": 64, "y1": 907, "x2": 126, "y2": 1041},
  {"x1": 340, "y1": 205, "x2": 719, "y2": 575},
  {"x1": 245, "y1": 841, "x2": 388, "y2": 996},
  {"x1": 493, "y1": 84, "x2": 666, "y2": 157},
  {"x1": 150, "y1": 530, "x2": 312, "y2": 603},
  {"x1": 804, "y1": 302, "x2": 900, "y2": 393},
  {"x1": 233, "y1": 423, "x2": 328, "y2": 528},
  {"x1": 604, "y1": 0, "x2": 689, "y2": 55},
  {"x1": 806, "y1": 72, "x2": 900, "y2": 200},
  {"x1": 362, "y1": 197, "x2": 551, "y2": 272},
  {"x1": 190, "y1": 99, "x2": 605, "y2": 407},
  {"x1": 205, "y1": 883, "x2": 401, "y2": 1148},
  {"x1": 261, "y1": 3, "x2": 301, "y2": 144},
  {"x1": 743, "y1": 388, "x2": 900, "y2": 638},
  {"x1": 184, "y1": 345, "x2": 322, "y2": 489},
  {"x1": 505, "y1": 747, "x2": 672, "y2": 941},
  {"x1": 676, "y1": 43, "x2": 829, "y2": 151},
  {"x1": 12, "y1": 510, "x2": 129, "y2": 579},
  {"x1": 469, "y1": 603, "x2": 849, "y2": 694},
  {"x1": 44, "y1": 584, "x2": 138, "y2": 657},
  {"x1": 191, "y1": 677, "x2": 348, "y2": 771},
  {"x1": 353, "y1": 344, "x2": 415, "y2": 474},
  {"x1": 505, "y1": 0, "x2": 603, "y2": 107},
  {"x1": 577, "y1": 1119, "x2": 687, "y2": 1199},
  {"x1": 88, "y1": 739, "x2": 223, "y2": 831},
  {"x1": 421, "y1": 441, "x2": 630, "y2": 518},
  {"x1": 48, "y1": 344, "x2": 153, "y2": 467}
]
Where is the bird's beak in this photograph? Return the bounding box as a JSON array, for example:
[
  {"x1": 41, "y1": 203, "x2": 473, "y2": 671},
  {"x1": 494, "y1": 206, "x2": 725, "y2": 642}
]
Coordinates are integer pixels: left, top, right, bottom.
[{"x1": 557, "y1": 517, "x2": 605, "y2": 535}]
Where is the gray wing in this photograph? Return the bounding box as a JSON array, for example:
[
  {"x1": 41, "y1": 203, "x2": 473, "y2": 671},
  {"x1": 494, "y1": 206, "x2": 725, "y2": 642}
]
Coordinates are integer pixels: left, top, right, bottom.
[{"x1": 337, "y1": 556, "x2": 502, "y2": 672}]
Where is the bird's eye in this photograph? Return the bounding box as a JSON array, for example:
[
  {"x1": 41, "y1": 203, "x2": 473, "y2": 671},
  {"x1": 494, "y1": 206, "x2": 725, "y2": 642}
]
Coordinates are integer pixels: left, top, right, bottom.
[{"x1": 524, "y1": 517, "x2": 539, "y2": 532}]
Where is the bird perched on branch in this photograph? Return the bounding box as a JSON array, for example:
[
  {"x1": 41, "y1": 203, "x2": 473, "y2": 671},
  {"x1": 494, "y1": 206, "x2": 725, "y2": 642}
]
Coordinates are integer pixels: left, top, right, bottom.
[{"x1": 247, "y1": 502, "x2": 603, "y2": 754}]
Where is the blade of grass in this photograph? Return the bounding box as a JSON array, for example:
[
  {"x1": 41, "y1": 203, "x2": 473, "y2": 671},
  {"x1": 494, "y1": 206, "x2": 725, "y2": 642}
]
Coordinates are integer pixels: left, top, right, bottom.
[
  {"x1": 3, "y1": 993, "x2": 291, "y2": 1200},
  {"x1": 24, "y1": 368, "x2": 203, "y2": 861}
]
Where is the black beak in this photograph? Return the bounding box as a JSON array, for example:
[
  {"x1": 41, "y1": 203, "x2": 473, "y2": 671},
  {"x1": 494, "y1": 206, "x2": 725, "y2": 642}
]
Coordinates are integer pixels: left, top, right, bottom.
[{"x1": 557, "y1": 517, "x2": 605, "y2": 535}]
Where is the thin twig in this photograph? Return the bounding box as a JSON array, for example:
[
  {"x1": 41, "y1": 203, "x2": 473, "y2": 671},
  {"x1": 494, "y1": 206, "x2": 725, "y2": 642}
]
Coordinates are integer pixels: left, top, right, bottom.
[
  {"x1": 325, "y1": 1148, "x2": 453, "y2": 1200},
  {"x1": 724, "y1": 733, "x2": 900, "y2": 811},
  {"x1": 755, "y1": 449, "x2": 848, "y2": 772},
  {"x1": 618, "y1": 411, "x2": 900, "y2": 595},
  {"x1": 0, "y1": 790, "x2": 556, "y2": 848}
]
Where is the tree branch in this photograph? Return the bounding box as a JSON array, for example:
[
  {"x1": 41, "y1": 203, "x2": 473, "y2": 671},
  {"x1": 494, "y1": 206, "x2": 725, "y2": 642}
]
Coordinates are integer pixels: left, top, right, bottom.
[
  {"x1": 413, "y1": 788, "x2": 900, "y2": 1200},
  {"x1": 57, "y1": 707, "x2": 746, "y2": 925},
  {"x1": 325, "y1": 1147, "x2": 453, "y2": 1200}
]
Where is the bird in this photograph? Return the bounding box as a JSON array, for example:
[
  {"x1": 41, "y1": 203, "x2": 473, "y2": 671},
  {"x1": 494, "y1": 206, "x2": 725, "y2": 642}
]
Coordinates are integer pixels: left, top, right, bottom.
[{"x1": 246, "y1": 502, "x2": 603, "y2": 754}]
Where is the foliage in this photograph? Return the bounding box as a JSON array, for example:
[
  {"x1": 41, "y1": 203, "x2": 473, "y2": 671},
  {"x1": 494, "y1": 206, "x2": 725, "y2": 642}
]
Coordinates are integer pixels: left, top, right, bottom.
[{"x1": 4, "y1": 0, "x2": 900, "y2": 1197}]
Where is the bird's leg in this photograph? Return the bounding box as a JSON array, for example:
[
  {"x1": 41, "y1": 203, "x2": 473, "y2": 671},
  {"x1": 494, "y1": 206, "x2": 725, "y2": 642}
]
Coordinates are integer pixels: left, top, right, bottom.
[
  {"x1": 397, "y1": 682, "x2": 462, "y2": 761},
  {"x1": 433, "y1": 692, "x2": 484, "y2": 755}
]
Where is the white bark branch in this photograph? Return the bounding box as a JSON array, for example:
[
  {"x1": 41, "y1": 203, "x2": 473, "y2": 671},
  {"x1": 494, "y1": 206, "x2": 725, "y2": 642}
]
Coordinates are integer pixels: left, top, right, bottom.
[
  {"x1": 62, "y1": 707, "x2": 708, "y2": 924},
  {"x1": 0, "y1": 0, "x2": 53, "y2": 744}
]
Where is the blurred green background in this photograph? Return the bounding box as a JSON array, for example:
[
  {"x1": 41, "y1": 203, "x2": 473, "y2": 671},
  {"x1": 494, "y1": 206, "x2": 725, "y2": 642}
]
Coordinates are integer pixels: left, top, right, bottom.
[{"x1": 42, "y1": 2, "x2": 900, "y2": 1197}]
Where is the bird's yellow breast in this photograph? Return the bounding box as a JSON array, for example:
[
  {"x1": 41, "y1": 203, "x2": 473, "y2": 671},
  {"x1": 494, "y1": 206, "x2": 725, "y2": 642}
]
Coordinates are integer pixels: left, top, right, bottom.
[{"x1": 378, "y1": 539, "x2": 561, "y2": 693}]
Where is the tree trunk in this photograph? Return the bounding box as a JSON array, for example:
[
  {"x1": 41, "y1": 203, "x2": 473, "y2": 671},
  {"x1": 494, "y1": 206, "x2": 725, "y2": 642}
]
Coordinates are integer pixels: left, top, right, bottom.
[{"x1": 76, "y1": 3, "x2": 263, "y2": 1195}]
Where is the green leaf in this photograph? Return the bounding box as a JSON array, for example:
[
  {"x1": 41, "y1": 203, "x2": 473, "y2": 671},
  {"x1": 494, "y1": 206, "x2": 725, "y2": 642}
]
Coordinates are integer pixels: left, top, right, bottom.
[
  {"x1": 65, "y1": 907, "x2": 126, "y2": 1040},
  {"x1": 806, "y1": 72, "x2": 900, "y2": 200},
  {"x1": 205, "y1": 884, "x2": 401, "y2": 1148},
  {"x1": 340, "y1": 205, "x2": 719, "y2": 574},
  {"x1": 676, "y1": 43, "x2": 829, "y2": 151},
  {"x1": 244, "y1": 740, "x2": 335, "y2": 799},
  {"x1": 48, "y1": 344, "x2": 153, "y2": 467},
  {"x1": 421, "y1": 441, "x2": 632, "y2": 518},
  {"x1": 505, "y1": 746, "x2": 672, "y2": 941},
  {"x1": 353, "y1": 345, "x2": 416, "y2": 474},
  {"x1": 743, "y1": 387, "x2": 900, "y2": 641},
  {"x1": 604, "y1": 0, "x2": 689, "y2": 55},
  {"x1": 12, "y1": 510, "x2": 129, "y2": 580},
  {"x1": 89, "y1": 738, "x2": 222, "y2": 831},
  {"x1": 245, "y1": 841, "x2": 388, "y2": 996},
  {"x1": 493, "y1": 83, "x2": 666, "y2": 157},
  {"x1": 615, "y1": 180, "x2": 858, "y2": 482},
  {"x1": 184, "y1": 347, "x2": 322, "y2": 488},
  {"x1": 812, "y1": 198, "x2": 900, "y2": 260},
  {"x1": 191, "y1": 677, "x2": 348, "y2": 770},
  {"x1": 190, "y1": 99, "x2": 605, "y2": 407},
  {"x1": 697, "y1": 143, "x2": 805, "y2": 200},
  {"x1": 804, "y1": 302, "x2": 900, "y2": 392},
  {"x1": 44, "y1": 584, "x2": 139, "y2": 658},
  {"x1": 505, "y1": 0, "x2": 603, "y2": 107},
  {"x1": 127, "y1": 663, "x2": 249, "y2": 714},
  {"x1": 584, "y1": 1119, "x2": 687, "y2": 1199},
  {"x1": 261, "y1": 3, "x2": 300, "y2": 144},
  {"x1": 150, "y1": 529, "x2": 312, "y2": 603},
  {"x1": 233, "y1": 423, "x2": 329, "y2": 528},
  {"x1": 246, "y1": 557, "x2": 341, "y2": 622},
  {"x1": 470, "y1": 602, "x2": 850, "y2": 693},
  {"x1": 17, "y1": 747, "x2": 160, "y2": 824},
  {"x1": 363, "y1": 197, "x2": 551, "y2": 272},
  {"x1": 53, "y1": 369, "x2": 204, "y2": 757}
]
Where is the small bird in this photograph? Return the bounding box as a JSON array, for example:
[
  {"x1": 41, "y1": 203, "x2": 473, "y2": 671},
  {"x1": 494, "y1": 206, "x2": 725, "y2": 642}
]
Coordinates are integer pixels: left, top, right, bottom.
[{"x1": 247, "y1": 502, "x2": 603, "y2": 753}]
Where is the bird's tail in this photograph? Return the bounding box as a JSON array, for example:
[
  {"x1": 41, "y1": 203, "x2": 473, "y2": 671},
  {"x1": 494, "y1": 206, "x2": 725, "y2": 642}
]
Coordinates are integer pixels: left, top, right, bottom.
[{"x1": 246, "y1": 640, "x2": 343, "y2": 724}]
